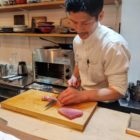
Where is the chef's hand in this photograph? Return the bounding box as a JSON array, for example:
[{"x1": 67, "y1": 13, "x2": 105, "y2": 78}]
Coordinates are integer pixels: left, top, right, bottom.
[
  {"x1": 67, "y1": 75, "x2": 80, "y2": 88},
  {"x1": 58, "y1": 87, "x2": 87, "y2": 105}
]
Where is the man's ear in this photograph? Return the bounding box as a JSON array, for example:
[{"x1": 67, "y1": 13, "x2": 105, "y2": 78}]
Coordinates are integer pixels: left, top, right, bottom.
[{"x1": 98, "y1": 10, "x2": 104, "y2": 21}]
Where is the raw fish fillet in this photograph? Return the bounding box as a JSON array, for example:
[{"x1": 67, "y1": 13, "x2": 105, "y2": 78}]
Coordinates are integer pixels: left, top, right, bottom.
[
  {"x1": 42, "y1": 96, "x2": 57, "y2": 102},
  {"x1": 42, "y1": 95, "x2": 62, "y2": 107},
  {"x1": 58, "y1": 107, "x2": 83, "y2": 120}
]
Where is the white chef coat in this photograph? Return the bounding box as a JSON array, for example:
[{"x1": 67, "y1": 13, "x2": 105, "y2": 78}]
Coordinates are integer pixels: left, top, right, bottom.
[{"x1": 73, "y1": 22, "x2": 131, "y2": 95}]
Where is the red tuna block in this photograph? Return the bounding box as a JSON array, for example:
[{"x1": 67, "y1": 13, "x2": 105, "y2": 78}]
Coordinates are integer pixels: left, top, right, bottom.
[{"x1": 58, "y1": 107, "x2": 83, "y2": 120}]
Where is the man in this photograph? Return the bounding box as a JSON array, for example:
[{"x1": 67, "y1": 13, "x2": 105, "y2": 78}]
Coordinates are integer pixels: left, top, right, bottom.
[{"x1": 58, "y1": 0, "x2": 131, "y2": 105}]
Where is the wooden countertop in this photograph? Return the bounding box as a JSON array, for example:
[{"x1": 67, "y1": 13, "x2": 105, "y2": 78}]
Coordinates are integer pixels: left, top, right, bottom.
[{"x1": 0, "y1": 107, "x2": 139, "y2": 140}]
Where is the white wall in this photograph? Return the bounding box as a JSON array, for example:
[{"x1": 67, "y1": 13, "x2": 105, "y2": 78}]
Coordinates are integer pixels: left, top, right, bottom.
[{"x1": 121, "y1": 0, "x2": 140, "y2": 82}]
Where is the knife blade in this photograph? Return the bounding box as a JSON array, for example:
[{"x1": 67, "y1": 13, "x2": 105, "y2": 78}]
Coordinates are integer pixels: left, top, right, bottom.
[{"x1": 44, "y1": 99, "x2": 57, "y2": 110}]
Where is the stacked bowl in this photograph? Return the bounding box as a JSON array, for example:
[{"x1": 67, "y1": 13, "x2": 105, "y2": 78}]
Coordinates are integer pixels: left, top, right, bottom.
[{"x1": 38, "y1": 22, "x2": 55, "y2": 33}]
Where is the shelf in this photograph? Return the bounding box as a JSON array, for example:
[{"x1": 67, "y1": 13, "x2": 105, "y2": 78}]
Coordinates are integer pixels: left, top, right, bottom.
[
  {"x1": 0, "y1": 33, "x2": 76, "y2": 37},
  {"x1": 0, "y1": 0, "x2": 119, "y2": 13},
  {"x1": 0, "y1": 1, "x2": 64, "y2": 12}
]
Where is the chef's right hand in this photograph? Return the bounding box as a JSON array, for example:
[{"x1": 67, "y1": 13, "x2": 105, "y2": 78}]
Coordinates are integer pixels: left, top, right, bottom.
[{"x1": 67, "y1": 75, "x2": 80, "y2": 88}]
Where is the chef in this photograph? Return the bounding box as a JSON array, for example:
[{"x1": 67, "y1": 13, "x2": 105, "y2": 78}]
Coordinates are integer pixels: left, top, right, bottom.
[{"x1": 58, "y1": 0, "x2": 131, "y2": 105}]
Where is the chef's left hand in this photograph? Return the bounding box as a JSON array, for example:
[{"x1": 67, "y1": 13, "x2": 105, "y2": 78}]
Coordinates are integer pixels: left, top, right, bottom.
[{"x1": 58, "y1": 87, "x2": 87, "y2": 105}]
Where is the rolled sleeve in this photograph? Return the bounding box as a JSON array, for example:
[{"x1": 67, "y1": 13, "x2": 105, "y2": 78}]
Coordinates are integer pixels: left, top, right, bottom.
[
  {"x1": 104, "y1": 43, "x2": 131, "y2": 95},
  {"x1": 108, "y1": 73, "x2": 128, "y2": 95}
]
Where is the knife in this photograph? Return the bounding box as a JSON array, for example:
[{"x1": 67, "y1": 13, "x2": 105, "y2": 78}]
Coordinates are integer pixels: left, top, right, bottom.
[
  {"x1": 44, "y1": 98, "x2": 57, "y2": 110},
  {"x1": 44, "y1": 87, "x2": 77, "y2": 110}
]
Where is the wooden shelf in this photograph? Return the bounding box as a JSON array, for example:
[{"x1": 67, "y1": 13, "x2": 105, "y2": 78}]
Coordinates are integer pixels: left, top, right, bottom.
[
  {"x1": 0, "y1": 0, "x2": 120, "y2": 37},
  {"x1": 0, "y1": 1, "x2": 64, "y2": 12},
  {"x1": 0, "y1": 33, "x2": 76, "y2": 37},
  {"x1": 0, "y1": 0, "x2": 119, "y2": 13}
]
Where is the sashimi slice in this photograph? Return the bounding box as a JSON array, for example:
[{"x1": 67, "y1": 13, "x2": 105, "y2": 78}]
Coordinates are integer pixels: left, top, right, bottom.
[
  {"x1": 42, "y1": 96, "x2": 57, "y2": 102},
  {"x1": 58, "y1": 107, "x2": 83, "y2": 120},
  {"x1": 42, "y1": 95, "x2": 63, "y2": 107}
]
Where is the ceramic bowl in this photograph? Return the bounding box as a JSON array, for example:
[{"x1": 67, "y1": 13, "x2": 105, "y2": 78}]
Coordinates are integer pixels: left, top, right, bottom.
[{"x1": 38, "y1": 25, "x2": 55, "y2": 33}]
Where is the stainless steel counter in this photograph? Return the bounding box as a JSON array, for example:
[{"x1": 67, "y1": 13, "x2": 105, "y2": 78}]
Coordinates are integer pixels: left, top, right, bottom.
[
  {"x1": 0, "y1": 75, "x2": 34, "y2": 88},
  {"x1": 0, "y1": 75, "x2": 34, "y2": 101}
]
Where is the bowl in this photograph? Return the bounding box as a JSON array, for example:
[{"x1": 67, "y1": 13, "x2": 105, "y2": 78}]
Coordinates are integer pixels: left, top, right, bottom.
[
  {"x1": 38, "y1": 25, "x2": 55, "y2": 33},
  {"x1": 38, "y1": 22, "x2": 54, "y2": 27}
]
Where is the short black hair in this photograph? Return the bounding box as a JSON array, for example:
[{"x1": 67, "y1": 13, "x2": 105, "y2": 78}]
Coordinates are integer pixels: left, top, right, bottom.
[{"x1": 65, "y1": 0, "x2": 104, "y2": 18}]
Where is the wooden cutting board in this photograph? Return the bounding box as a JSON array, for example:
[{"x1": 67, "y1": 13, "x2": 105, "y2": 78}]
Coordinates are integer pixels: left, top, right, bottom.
[{"x1": 1, "y1": 89, "x2": 97, "y2": 131}]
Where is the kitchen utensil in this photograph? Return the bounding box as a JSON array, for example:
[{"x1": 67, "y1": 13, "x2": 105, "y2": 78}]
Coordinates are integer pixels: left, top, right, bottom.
[
  {"x1": 128, "y1": 81, "x2": 140, "y2": 101},
  {"x1": 38, "y1": 21, "x2": 54, "y2": 27},
  {"x1": 17, "y1": 61, "x2": 28, "y2": 76},
  {"x1": 31, "y1": 16, "x2": 47, "y2": 28},
  {"x1": 1, "y1": 27, "x2": 13, "y2": 33},
  {"x1": 27, "y1": 0, "x2": 40, "y2": 3},
  {"x1": 38, "y1": 25, "x2": 55, "y2": 33},
  {"x1": 0, "y1": 64, "x2": 8, "y2": 77},
  {"x1": 1, "y1": 89, "x2": 97, "y2": 131},
  {"x1": 44, "y1": 99, "x2": 57, "y2": 110},
  {"x1": 1, "y1": 0, "x2": 10, "y2": 6},
  {"x1": 60, "y1": 17, "x2": 74, "y2": 28},
  {"x1": 9, "y1": 0, "x2": 16, "y2": 5},
  {"x1": 14, "y1": 15, "x2": 25, "y2": 25},
  {"x1": 16, "y1": 0, "x2": 27, "y2": 4},
  {"x1": 8, "y1": 75, "x2": 23, "y2": 81},
  {"x1": 13, "y1": 25, "x2": 27, "y2": 32},
  {"x1": 2, "y1": 74, "x2": 16, "y2": 79}
]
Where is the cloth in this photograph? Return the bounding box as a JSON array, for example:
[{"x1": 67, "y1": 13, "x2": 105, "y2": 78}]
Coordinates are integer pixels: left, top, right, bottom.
[
  {"x1": 0, "y1": 131, "x2": 20, "y2": 140},
  {"x1": 73, "y1": 22, "x2": 131, "y2": 95}
]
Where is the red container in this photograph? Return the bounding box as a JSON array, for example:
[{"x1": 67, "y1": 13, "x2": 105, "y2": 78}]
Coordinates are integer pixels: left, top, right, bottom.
[
  {"x1": 38, "y1": 22, "x2": 54, "y2": 27},
  {"x1": 16, "y1": 0, "x2": 27, "y2": 4},
  {"x1": 39, "y1": 26, "x2": 55, "y2": 33}
]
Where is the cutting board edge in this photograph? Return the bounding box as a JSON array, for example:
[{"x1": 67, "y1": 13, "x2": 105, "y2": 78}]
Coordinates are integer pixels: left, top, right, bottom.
[
  {"x1": 1, "y1": 102, "x2": 85, "y2": 131},
  {"x1": 83, "y1": 102, "x2": 98, "y2": 130}
]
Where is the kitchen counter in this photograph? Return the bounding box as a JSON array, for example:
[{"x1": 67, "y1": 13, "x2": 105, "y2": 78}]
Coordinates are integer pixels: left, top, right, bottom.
[
  {"x1": 0, "y1": 75, "x2": 139, "y2": 114},
  {"x1": 0, "y1": 75, "x2": 34, "y2": 89},
  {"x1": 0, "y1": 107, "x2": 139, "y2": 140}
]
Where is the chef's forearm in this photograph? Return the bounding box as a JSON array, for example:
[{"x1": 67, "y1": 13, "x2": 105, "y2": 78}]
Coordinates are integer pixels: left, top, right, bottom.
[{"x1": 81, "y1": 87, "x2": 123, "y2": 102}]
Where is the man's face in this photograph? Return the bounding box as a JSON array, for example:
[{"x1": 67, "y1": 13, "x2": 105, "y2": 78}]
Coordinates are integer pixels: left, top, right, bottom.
[{"x1": 69, "y1": 12, "x2": 98, "y2": 39}]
